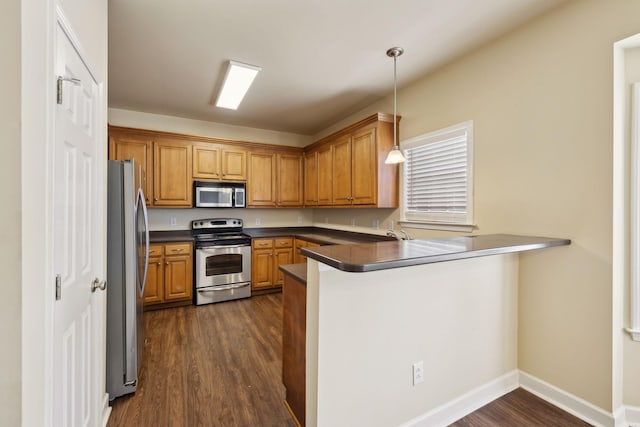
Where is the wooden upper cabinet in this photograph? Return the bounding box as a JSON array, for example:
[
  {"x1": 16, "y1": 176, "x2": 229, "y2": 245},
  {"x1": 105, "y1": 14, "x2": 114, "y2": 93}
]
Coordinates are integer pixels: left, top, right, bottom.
[
  {"x1": 350, "y1": 127, "x2": 377, "y2": 205},
  {"x1": 247, "y1": 152, "x2": 277, "y2": 207},
  {"x1": 317, "y1": 144, "x2": 332, "y2": 206},
  {"x1": 248, "y1": 150, "x2": 303, "y2": 208},
  {"x1": 277, "y1": 153, "x2": 303, "y2": 207},
  {"x1": 192, "y1": 144, "x2": 221, "y2": 180},
  {"x1": 193, "y1": 144, "x2": 247, "y2": 181},
  {"x1": 331, "y1": 134, "x2": 353, "y2": 206},
  {"x1": 221, "y1": 146, "x2": 247, "y2": 181},
  {"x1": 153, "y1": 139, "x2": 192, "y2": 207},
  {"x1": 305, "y1": 112, "x2": 399, "y2": 208},
  {"x1": 305, "y1": 145, "x2": 331, "y2": 207},
  {"x1": 108, "y1": 134, "x2": 153, "y2": 204},
  {"x1": 304, "y1": 151, "x2": 318, "y2": 206}
]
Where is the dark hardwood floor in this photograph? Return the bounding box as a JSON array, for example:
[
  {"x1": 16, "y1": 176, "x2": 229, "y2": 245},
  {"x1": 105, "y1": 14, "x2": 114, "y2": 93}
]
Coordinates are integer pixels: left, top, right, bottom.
[
  {"x1": 107, "y1": 293, "x2": 296, "y2": 427},
  {"x1": 108, "y1": 293, "x2": 592, "y2": 427},
  {"x1": 450, "y1": 388, "x2": 592, "y2": 427}
]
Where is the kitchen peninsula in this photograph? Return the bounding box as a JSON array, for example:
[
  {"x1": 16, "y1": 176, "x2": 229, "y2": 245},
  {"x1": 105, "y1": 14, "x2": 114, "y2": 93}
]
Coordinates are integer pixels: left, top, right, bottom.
[{"x1": 281, "y1": 234, "x2": 570, "y2": 427}]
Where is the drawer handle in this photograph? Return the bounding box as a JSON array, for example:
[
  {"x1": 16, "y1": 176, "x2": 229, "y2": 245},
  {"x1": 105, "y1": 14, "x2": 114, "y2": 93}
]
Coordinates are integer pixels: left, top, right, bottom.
[{"x1": 171, "y1": 248, "x2": 184, "y2": 252}]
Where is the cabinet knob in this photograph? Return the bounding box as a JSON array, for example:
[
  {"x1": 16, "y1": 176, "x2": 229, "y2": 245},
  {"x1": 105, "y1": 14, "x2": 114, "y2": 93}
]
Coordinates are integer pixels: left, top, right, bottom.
[
  {"x1": 165, "y1": 262, "x2": 169, "y2": 265},
  {"x1": 157, "y1": 262, "x2": 161, "y2": 266},
  {"x1": 154, "y1": 198, "x2": 158, "y2": 202}
]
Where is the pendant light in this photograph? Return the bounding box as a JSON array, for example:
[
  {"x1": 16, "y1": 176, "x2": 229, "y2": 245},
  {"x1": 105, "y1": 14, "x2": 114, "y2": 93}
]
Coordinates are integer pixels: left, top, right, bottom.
[{"x1": 384, "y1": 46, "x2": 405, "y2": 164}]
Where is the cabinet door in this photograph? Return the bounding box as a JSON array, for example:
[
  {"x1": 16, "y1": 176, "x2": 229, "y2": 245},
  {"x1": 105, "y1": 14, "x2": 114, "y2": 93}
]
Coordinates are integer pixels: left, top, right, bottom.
[
  {"x1": 221, "y1": 146, "x2": 247, "y2": 181},
  {"x1": 143, "y1": 256, "x2": 164, "y2": 305},
  {"x1": 317, "y1": 144, "x2": 332, "y2": 206},
  {"x1": 192, "y1": 144, "x2": 221, "y2": 180},
  {"x1": 252, "y1": 248, "x2": 273, "y2": 289},
  {"x1": 351, "y1": 127, "x2": 377, "y2": 205},
  {"x1": 294, "y1": 239, "x2": 308, "y2": 264},
  {"x1": 304, "y1": 151, "x2": 318, "y2": 206},
  {"x1": 277, "y1": 153, "x2": 303, "y2": 207},
  {"x1": 273, "y1": 247, "x2": 293, "y2": 286},
  {"x1": 164, "y1": 254, "x2": 192, "y2": 301},
  {"x1": 247, "y1": 152, "x2": 277, "y2": 207},
  {"x1": 154, "y1": 139, "x2": 193, "y2": 207},
  {"x1": 109, "y1": 135, "x2": 153, "y2": 204},
  {"x1": 331, "y1": 135, "x2": 352, "y2": 205}
]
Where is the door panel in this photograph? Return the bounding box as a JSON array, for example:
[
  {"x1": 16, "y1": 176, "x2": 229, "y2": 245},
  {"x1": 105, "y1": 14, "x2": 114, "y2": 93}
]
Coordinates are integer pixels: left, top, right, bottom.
[{"x1": 53, "y1": 22, "x2": 103, "y2": 427}]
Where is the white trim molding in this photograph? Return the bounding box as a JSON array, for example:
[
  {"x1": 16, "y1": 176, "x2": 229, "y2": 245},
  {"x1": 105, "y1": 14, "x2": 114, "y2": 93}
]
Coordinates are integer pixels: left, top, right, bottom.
[
  {"x1": 630, "y1": 82, "x2": 640, "y2": 341},
  {"x1": 626, "y1": 405, "x2": 640, "y2": 426},
  {"x1": 399, "y1": 370, "x2": 519, "y2": 427},
  {"x1": 519, "y1": 371, "x2": 616, "y2": 427},
  {"x1": 398, "y1": 369, "x2": 638, "y2": 427}
]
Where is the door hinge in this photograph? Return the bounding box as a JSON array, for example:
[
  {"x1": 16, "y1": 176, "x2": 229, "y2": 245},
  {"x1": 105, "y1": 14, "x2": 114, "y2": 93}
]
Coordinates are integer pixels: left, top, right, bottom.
[
  {"x1": 56, "y1": 76, "x2": 81, "y2": 105},
  {"x1": 55, "y1": 274, "x2": 61, "y2": 300}
]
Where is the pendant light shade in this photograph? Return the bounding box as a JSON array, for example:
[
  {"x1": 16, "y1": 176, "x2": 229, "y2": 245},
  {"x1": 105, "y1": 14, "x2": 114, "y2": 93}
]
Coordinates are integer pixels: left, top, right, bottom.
[{"x1": 385, "y1": 46, "x2": 405, "y2": 165}]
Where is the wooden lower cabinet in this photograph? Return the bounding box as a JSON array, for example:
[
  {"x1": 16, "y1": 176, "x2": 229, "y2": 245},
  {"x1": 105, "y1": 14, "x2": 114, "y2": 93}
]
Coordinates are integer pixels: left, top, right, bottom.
[
  {"x1": 282, "y1": 267, "x2": 306, "y2": 426},
  {"x1": 251, "y1": 237, "x2": 293, "y2": 291},
  {"x1": 294, "y1": 238, "x2": 320, "y2": 264},
  {"x1": 144, "y1": 242, "x2": 193, "y2": 309}
]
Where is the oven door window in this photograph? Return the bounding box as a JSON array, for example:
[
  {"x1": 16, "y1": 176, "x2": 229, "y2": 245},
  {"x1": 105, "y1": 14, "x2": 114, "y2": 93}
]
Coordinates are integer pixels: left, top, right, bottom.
[{"x1": 205, "y1": 253, "x2": 243, "y2": 276}]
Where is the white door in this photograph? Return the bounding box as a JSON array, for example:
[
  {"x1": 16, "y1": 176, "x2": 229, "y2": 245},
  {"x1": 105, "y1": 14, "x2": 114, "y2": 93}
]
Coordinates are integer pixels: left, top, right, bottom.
[{"x1": 52, "y1": 22, "x2": 104, "y2": 427}]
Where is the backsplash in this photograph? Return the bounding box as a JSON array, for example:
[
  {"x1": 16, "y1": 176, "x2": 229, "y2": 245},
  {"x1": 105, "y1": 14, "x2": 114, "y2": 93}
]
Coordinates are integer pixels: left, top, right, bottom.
[{"x1": 147, "y1": 208, "x2": 314, "y2": 231}]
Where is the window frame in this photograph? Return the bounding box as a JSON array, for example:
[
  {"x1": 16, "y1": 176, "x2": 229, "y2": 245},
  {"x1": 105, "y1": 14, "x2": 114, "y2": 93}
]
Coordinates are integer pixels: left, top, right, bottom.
[{"x1": 399, "y1": 120, "x2": 475, "y2": 233}]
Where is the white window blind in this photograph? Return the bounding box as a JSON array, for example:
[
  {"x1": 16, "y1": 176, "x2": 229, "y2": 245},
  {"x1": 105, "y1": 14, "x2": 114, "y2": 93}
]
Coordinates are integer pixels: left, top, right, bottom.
[{"x1": 402, "y1": 121, "x2": 473, "y2": 227}]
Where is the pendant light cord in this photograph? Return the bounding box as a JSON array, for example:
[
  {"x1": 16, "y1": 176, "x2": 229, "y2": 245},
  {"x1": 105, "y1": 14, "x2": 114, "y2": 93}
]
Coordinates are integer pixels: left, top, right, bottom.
[{"x1": 393, "y1": 54, "x2": 397, "y2": 149}]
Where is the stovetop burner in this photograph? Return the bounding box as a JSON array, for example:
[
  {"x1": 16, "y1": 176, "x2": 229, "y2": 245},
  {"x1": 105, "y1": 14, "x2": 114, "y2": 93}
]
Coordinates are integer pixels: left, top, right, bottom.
[{"x1": 192, "y1": 218, "x2": 251, "y2": 247}]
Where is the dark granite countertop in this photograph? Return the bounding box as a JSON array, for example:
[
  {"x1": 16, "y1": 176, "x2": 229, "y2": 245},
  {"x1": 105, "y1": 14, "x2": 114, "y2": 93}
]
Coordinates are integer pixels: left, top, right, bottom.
[
  {"x1": 149, "y1": 230, "x2": 194, "y2": 243},
  {"x1": 243, "y1": 226, "x2": 394, "y2": 245},
  {"x1": 149, "y1": 227, "x2": 391, "y2": 245},
  {"x1": 300, "y1": 234, "x2": 571, "y2": 272},
  {"x1": 279, "y1": 263, "x2": 307, "y2": 284}
]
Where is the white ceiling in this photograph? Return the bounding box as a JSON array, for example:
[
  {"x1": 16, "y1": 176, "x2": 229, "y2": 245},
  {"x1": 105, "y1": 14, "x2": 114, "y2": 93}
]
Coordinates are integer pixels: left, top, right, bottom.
[{"x1": 108, "y1": 0, "x2": 566, "y2": 136}]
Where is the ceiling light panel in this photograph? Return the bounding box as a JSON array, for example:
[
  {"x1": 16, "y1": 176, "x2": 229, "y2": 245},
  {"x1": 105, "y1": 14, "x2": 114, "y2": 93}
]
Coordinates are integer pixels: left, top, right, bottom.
[{"x1": 215, "y1": 60, "x2": 262, "y2": 110}]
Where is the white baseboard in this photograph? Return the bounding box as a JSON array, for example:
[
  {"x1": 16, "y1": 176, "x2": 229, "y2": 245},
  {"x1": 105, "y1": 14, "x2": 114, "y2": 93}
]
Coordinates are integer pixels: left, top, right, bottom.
[
  {"x1": 101, "y1": 393, "x2": 112, "y2": 427},
  {"x1": 399, "y1": 370, "x2": 519, "y2": 427},
  {"x1": 518, "y1": 371, "x2": 615, "y2": 427},
  {"x1": 626, "y1": 405, "x2": 640, "y2": 426},
  {"x1": 399, "y1": 370, "x2": 640, "y2": 427}
]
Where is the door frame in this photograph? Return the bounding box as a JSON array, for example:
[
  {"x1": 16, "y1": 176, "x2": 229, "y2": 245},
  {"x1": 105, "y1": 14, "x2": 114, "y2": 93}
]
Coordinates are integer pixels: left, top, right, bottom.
[{"x1": 22, "y1": 2, "x2": 108, "y2": 425}]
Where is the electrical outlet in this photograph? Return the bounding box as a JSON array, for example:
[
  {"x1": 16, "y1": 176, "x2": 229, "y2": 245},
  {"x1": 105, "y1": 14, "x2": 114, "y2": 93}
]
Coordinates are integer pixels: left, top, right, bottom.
[
  {"x1": 388, "y1": 220, "x2": 395, "y2": 230},
  {"x1": 170, "y1": 217, "x2": 177, "y2": 226},
  {"x1": 297, "y1": 216, "x2": 303, "y2": 224},
  {"x1": 412, "y1": 361, "x2": 424, "y2": 385},
  {"x1": 350, "y1": 217, "x2": 356, "y2": 226},
  {"x1": 255, "y1": 217, "x2": 261, "y2": 225},
  {"x1": 324, "y1": 217, "x2": 329, "y2": 224},
  {"x1": 372, "y1": 219, "x2": 379, "y2": 229}
]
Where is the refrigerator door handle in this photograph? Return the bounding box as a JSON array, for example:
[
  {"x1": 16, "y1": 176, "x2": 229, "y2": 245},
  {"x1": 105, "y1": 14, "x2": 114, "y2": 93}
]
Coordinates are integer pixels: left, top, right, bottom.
[{"x1": 137, "y1": 187, "x2": 150, "y2": 295}]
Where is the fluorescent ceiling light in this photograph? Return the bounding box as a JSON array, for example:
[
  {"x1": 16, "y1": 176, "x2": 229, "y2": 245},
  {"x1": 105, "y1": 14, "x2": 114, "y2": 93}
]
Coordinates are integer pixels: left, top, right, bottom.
[{"x1": 215, "y1": 60, "x2": 261, "y2": 110}]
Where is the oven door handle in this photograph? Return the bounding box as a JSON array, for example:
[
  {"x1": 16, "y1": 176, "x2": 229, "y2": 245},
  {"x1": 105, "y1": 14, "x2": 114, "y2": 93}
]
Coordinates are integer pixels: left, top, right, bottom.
[
  {"x1": 197, "y1": 282, "x2": 251, "y2": 292},
  {"x1": 197, "y1": 244, "x2": 250, "y2": 250}
]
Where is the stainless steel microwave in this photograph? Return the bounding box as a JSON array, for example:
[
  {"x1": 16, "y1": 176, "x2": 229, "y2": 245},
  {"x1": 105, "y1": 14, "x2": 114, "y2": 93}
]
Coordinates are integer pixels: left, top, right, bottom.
[{"x1": 194, "y1": 181, "x2": 246, "y2": 208}]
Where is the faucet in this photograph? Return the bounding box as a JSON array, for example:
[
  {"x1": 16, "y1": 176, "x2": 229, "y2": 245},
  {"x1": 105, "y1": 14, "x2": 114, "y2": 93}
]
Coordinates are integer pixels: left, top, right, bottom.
[
  {"x1": 386, "y1": 230, "x2": 402, "y2": 240},
  {"x1": 399, "y1": 228, "x2": 412, "y2": 240},
  {"x1": 386, "y1": 228, "x2": 412, "y2": 241}
]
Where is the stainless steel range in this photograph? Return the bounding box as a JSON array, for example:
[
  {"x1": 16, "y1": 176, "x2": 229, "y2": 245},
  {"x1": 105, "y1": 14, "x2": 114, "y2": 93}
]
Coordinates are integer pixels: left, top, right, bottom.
[{"x1": 192, "y1": 218, "x2": 252, "y2": 305}]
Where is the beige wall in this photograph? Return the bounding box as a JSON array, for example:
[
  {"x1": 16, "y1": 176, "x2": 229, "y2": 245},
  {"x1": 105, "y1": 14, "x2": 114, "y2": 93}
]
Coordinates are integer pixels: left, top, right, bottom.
[
  {"x1": 624, "y1": 47, "x2": 640, "y2": 407},
  {"x1": 109, "y1": 108, "x2": 312, "y2": 148},
  {"x1": 306, "y1": 254, "x2": 519, "y2": 426},
  {"x1": 310, "y1": 0, "x2": 640, "y2": 411},
  {"x1": 148, "y1": 208, "x2": 313, "y2": 231},
  {"x1": 0, "y1": 0, "x2": 22, "y2": 424}
]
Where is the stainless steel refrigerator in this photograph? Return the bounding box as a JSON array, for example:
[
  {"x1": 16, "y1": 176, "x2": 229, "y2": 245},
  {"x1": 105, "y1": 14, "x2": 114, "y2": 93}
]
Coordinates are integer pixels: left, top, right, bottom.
[{"x1": 106, "y1": 159, "x2": 149, "y2": 400}]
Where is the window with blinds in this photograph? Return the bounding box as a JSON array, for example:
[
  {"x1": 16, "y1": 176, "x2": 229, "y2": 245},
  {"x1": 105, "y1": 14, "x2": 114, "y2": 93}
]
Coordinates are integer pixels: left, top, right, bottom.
[{"x1": 402, "y1": 121, "x2": 473, "y2": 227}]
